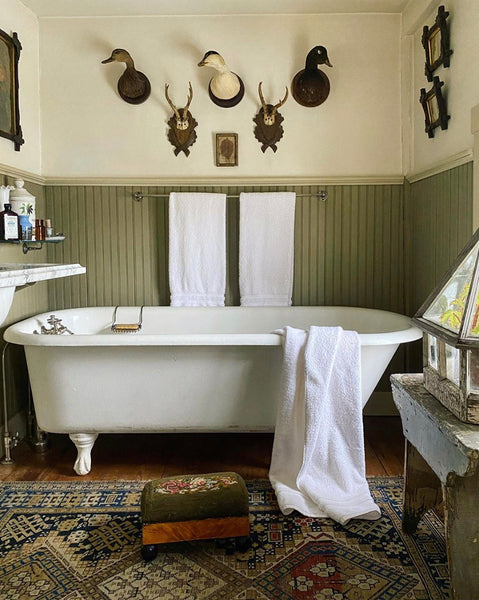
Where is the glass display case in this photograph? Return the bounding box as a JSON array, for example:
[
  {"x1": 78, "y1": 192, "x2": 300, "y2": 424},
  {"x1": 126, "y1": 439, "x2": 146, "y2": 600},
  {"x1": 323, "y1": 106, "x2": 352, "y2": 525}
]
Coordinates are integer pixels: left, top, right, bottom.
[{"x1": 413, "y1": 228, "x2": 479, "y2": 423}]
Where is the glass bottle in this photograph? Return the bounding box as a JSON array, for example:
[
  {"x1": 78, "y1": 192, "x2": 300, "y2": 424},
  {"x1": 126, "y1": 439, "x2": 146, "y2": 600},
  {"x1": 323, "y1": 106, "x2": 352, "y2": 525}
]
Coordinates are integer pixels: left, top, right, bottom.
[
  {"x1": 0, "y1": 203, "x2": 21, "y2": 241},
  {"x1": 39, "y1": 219, "x2": 46, "y2": 241},
  {"x1": 35, "y1": 219, "x2": 46, "y2": 241}
]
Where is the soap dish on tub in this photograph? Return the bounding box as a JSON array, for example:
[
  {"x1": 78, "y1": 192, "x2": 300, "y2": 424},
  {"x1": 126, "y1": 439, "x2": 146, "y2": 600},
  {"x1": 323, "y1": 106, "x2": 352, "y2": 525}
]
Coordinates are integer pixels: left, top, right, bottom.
[{"x1": 111, "y1": 305, "x2": 144, "y2": 333}]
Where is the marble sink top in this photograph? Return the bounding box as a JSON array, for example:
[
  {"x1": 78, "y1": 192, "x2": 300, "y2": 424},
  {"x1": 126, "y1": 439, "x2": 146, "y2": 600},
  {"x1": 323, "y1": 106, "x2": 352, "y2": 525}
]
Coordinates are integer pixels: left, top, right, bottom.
[{"x1": 0, "y1": 263, "x2": 86, "y2": 287}]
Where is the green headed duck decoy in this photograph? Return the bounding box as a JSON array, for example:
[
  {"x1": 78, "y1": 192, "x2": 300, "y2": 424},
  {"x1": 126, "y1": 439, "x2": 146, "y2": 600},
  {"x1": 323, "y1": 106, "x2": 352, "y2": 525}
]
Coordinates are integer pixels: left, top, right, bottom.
[
  {"x1": 101, "y1": 49, "x2": 151, "y2": 105},
  {"x1": 291, "y1": 46, "x2": 333, "y2": 107},
  {"x1": 198, "y1": 50, "x2": 244, "y2": 108}
]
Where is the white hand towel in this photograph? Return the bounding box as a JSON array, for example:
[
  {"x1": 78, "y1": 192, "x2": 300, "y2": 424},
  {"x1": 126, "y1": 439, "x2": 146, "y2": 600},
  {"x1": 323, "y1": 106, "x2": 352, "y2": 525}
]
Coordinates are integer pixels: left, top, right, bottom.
[
  {"x1": 239, "y1": 192, "x2": 295, "y2": 306},
  {"x1": 269, "y1": 326, "x2": 381, "y2": 525},
  {"x1": 169, "y1": 192, "x2": 226, "y2": 306}
]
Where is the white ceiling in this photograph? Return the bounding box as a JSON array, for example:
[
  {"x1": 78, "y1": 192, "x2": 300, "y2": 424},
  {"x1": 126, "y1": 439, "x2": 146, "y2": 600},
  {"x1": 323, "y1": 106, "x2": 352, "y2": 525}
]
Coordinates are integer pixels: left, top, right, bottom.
[{"x1": 20, "y1": 0, "x2": 411, "y2": 18}]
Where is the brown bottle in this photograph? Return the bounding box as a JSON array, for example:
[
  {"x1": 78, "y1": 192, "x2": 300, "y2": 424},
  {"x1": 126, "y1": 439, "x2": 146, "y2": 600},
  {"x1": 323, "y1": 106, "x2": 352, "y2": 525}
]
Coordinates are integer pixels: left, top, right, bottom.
[
  {"x1": 0, "y1": 203, "x2": 21, "y2": 241},
  {"x1": 35, "y1": 219, "x2": 46, "y2": 241}
]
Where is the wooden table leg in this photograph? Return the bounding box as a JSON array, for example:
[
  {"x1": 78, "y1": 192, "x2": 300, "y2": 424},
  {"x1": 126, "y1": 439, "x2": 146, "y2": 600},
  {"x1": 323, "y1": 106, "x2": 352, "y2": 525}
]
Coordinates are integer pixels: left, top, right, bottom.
[
  {"x1": 443, "y1": 473, "x2": 479, "y2": 600},
  {"x1": 402, "y1": 441, "x2": 442, "y2": 533}
]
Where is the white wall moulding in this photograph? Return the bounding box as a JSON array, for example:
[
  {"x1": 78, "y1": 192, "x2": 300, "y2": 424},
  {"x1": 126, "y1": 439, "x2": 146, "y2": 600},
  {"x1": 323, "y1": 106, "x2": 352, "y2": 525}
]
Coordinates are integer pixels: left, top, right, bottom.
[
  {"x1": 43, "y1": 175, "x2": 405, "y2": 187},
  {"x1": 1, "y1": 166, "x2": 405, "y2": 187},
  {"x1": 20, "y1": 0, "x2": 411, "y2": 18},
  {"x1": 0, "y1": 163, "x2": 46, "y2": 186},
  {"x1": 406, "y1": 150, "x2": 473, "y2": 184}
]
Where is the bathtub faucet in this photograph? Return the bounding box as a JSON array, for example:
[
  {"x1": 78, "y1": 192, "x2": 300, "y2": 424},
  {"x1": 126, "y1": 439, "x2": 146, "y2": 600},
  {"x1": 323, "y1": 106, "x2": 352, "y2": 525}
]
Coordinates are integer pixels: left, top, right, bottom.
[{"x1": 33, "y1": 315, "x2": 73, "y2": 335}]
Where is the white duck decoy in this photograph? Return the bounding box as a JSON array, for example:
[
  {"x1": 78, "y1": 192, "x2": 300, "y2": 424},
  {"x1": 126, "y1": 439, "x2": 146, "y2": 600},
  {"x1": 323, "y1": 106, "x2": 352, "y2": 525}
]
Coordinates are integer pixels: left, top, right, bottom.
[{"x1": 198, "y1": 51, "x2": 245, "y2": 108}]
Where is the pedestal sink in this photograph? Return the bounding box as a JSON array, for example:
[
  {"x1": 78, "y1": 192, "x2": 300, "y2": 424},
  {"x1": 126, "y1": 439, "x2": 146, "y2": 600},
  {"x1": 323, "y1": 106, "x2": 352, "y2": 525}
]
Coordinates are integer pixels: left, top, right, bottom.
[
  {"x1": 0, "y1": 287, "x2": 15, "y2": 324},
  {"x1": 0, "y1": 263, "x2": 86, "y2": 325},
  {"x1": 0, "y1": 262, "x2": 86, "y2": 465}
]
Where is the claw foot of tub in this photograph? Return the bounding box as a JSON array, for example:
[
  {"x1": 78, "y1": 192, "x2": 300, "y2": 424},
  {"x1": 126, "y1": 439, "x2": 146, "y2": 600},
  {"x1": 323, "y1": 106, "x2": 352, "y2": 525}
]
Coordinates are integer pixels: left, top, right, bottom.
[{"x1": 69, "y1": 433, "x2": 99, "y2": 475}]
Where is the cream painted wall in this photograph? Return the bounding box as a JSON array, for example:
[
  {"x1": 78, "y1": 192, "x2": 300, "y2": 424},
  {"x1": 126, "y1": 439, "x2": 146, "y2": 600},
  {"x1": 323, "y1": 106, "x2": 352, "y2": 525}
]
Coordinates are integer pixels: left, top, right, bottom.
[
  {"x1": 0, "y1": 0, "x2": 41, "y2": 175},
  {"x1": 407, "y1": 0, "x2": 479, "y2": 175},
  {"x1": 39, "y1": 13, "x2": 402, "y2": 179}
]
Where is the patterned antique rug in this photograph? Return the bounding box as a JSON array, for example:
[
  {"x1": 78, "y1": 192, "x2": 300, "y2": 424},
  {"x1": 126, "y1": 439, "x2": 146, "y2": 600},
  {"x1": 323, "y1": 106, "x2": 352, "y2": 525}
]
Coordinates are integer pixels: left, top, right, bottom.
[{"x1": 0, "y1": 477, "x2": 449, "y2": 599}]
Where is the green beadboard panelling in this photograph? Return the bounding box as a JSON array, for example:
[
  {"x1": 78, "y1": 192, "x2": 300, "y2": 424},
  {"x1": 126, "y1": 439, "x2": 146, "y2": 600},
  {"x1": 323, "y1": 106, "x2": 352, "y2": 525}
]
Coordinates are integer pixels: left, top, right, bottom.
[
  {"x1": 408, "y1": 162, "x2": 474, "y2": 315},
  {"x1": 406, "y1": 162, "x2": 473, "y2": 375},
  {"x1": 0, "y1": 164, "x2": 472, "y2": 427},
  {"x1": 46, "y1": 184, "x2": 406, "y2": 312}
]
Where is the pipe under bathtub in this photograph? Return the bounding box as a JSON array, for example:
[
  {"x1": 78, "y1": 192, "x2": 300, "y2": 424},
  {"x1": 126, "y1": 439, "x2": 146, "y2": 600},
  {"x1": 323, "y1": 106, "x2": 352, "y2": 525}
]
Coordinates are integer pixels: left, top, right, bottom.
[{"x1": 0, "y1": 342, "x2": 19, "y2": 465}]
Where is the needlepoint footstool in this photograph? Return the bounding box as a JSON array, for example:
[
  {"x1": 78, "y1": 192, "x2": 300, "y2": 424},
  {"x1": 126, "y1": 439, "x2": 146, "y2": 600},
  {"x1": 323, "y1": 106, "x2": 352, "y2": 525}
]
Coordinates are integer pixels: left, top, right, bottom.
[{"x1": 140, "y1": 472, "x2": 251, "y2": 561}]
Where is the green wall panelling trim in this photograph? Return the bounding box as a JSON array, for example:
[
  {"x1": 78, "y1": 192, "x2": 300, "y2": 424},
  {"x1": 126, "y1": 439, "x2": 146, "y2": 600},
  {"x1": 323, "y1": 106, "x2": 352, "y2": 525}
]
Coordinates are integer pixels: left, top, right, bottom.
[
  {"x1": 407, "y1": 162, "x2": 473, "y2": 316},
  {"x1": 45, "y1": 183, "x2": 406, "y2": 313},
  {"x1": 2, "y1": 166, "x2": 471, "y2": 423},
  {"x1": 406, "y1": 161, "x2": 473, "y2": 375}
]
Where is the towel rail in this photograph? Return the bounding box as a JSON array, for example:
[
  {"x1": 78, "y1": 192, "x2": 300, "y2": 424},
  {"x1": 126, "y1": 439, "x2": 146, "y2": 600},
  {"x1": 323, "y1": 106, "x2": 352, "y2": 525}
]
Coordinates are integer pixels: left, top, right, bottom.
[{"x1": 132, "y1": 190, "x2": 328, "y2": 202}]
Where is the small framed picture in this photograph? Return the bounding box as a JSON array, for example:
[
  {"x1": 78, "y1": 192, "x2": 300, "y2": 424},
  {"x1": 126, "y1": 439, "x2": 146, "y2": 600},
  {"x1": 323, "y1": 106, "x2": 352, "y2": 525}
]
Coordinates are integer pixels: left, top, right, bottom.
[
  {"x1": 0, "y1": 28, "x2": 24, "y2": 151},
  {"x1": 215, "y1": 133, "x2": 238, "y2": 167},
  {"x1": 419, "y1": 76, "x2": 450, "y2": 138},
  {"x1": 421, "y1": 5, "x2": 453, "y2": 81}
]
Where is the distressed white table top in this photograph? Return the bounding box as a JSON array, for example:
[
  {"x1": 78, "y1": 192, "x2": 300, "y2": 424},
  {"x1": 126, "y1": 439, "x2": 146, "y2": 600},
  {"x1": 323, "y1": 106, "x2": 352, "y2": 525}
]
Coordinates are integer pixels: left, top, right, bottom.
[{"x1": 391, "y1": 373, "x2": 479, "y2": 483}]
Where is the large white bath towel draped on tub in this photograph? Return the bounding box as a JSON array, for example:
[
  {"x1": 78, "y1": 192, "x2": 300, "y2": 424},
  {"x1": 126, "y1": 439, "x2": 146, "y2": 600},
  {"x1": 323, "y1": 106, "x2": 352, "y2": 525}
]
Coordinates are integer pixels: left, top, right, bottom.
[
  {"x1": 239, "y1": 192, "x2": 295, "y2": 306},
  {"x1": 269, "y1": 326, "x2": 381, "y2": 525},
  {"x1": 169, "y1": 192, "x2": 226, "y2": 306}
]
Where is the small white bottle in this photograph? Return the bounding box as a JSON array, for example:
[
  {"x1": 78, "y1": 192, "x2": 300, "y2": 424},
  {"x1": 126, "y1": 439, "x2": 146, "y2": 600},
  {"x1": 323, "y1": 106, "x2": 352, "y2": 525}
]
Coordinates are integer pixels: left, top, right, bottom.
[{"x1": 45, "y1": 219, "x2": 53, "y2": 238}]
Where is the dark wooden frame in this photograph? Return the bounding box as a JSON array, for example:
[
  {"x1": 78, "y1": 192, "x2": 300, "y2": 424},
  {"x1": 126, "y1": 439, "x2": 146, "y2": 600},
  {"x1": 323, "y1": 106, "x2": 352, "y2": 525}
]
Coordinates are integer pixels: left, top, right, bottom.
[
  {"x1": 419, "y1": 76, "x2": 449, "y2": 138},
  {"x1": 215, "y1": 133, "x2": 238, "y2": 167},
  {"x1": 0, "y1": 29, "x2": 23, "y2": 151},
  {"x1": 422, "y1": 5, "x2": 453, "y2": 82}
]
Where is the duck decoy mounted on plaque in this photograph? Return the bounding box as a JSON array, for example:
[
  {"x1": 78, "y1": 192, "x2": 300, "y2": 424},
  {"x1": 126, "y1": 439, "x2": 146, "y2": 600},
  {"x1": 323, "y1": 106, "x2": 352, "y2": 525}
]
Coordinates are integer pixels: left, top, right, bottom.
[
  {"x1": 291, "y1": 46, "x2": 332, "y2": 107},
  {"x1": 101, "y1": 49, "x2": 151, "y2": 104},
  {"x1": 253, "y1": 82, "x2": 289, "y2": 153},
  {"x1": 165, "y1": 82, "x2": 198, "y2": 157},
  {"x1": 197, "y1": 51, "x2": 244, "y2": 108}
]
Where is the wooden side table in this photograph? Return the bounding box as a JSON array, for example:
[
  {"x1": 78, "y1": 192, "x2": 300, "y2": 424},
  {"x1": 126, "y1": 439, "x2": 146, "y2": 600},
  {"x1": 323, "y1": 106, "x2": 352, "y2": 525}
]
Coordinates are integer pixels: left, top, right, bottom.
[{"x1": 391, "y1": 373, "x2": 479, "y2": 600}]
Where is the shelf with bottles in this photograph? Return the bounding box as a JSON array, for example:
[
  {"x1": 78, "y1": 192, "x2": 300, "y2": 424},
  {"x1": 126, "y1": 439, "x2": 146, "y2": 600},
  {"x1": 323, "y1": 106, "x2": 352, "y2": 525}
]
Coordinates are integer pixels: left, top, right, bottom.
[{"x1": 0, "y1": 236, "x2": 65, "y2": 254}]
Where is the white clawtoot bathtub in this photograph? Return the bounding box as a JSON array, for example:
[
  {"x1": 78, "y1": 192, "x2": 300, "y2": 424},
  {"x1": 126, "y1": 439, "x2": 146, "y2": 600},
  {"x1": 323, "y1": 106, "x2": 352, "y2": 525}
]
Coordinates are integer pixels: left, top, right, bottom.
[{"x1": 4, "y1": 306, "x2": 421, "y2": 475}]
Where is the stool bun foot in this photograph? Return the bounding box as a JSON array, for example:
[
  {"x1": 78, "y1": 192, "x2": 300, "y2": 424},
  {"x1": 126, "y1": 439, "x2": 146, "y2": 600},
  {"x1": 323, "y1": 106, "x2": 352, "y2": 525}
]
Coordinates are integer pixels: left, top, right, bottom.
[
  {"x1": 216, "y1": 537, "x2": 237, "y2": 555},
  {"x1": 141, "y1": 544, "x2": 158, "y2": 562},
  {"x1": 235, "y1": 535, "x2": 252, "y2": 553}
]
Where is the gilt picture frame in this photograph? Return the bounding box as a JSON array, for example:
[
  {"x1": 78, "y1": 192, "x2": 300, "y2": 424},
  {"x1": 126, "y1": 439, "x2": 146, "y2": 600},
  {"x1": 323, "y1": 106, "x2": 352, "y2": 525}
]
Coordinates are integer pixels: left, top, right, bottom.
[
  {"x1": 419, "y1": 76, "x2": 450, "y2": 138},
  {"x1": 215, "y1": 133, "x2": 238, "y2": 167},
  {"x1": 421, "y1": 5, "x2": 453, "y2": 82},
  {"x1": 0, "y1": 28, "x2": 23, "y2": 151}
]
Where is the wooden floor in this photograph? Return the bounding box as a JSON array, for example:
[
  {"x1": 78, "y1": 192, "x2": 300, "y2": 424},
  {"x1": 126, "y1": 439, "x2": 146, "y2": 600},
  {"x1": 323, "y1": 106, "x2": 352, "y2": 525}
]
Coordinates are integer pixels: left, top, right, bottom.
[
  {"x1": 0, "y1": 417, "x2": 405, "y2": 482},
  {"x1": 1, "y1": 419, "x2": 445, "y2": 551}
]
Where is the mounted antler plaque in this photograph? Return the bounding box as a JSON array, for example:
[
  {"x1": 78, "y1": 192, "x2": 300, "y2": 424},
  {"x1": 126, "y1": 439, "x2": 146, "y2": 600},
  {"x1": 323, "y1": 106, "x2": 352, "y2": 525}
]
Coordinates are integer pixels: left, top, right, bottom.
[
  {"x1": 253, "y1": 82, "x2": 288, "y2": 153},
  {"x1": 165, "y1": 82, "x2": 198, "y2": 156}
]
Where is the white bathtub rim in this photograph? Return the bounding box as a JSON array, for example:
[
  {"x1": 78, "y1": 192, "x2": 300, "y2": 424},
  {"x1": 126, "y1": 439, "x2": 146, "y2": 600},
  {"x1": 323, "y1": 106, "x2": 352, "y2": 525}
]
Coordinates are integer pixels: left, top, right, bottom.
[
  {"x1": 4, "y1": 305, "x2": 422, "y2": 347},
  {"x1": 3, "y1": 331, "x2": 420, "y2": 347}
]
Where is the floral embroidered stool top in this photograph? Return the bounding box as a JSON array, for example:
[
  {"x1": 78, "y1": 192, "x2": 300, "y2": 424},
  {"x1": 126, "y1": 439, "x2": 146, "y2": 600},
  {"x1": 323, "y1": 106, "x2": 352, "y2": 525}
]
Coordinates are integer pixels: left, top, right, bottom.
[{"x1": 141, "y1": 472, "x2": 249, "y2": 525}]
